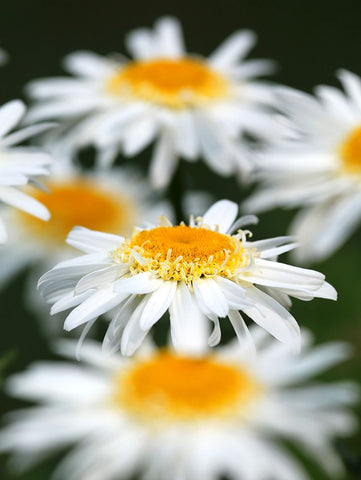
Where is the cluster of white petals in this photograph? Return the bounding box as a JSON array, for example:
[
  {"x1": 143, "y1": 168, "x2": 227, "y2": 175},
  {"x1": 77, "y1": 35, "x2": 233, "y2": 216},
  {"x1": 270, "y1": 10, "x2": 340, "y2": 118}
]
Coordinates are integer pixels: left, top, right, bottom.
[
  {"x1": 0, "y1": 331, "x2": 357, "y2": 480},
  {"x1": 245, "y1": 70, "x2": 361, "y2": 262},
  {"x1": 38, "y1": 200, "x2": 336, "y2": 356},
  {"x1": 26, "y1": 17, "x2": 281, "y2": 189},
  {"x1": 0, "y1": 100, "x2": 52, "y2": 243}
]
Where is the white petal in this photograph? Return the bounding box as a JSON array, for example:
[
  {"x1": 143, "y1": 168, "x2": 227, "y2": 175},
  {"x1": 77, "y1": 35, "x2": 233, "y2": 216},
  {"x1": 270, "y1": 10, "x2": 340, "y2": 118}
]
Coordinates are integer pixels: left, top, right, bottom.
[
  {"x1": 64, "y1": 287, "x2": 127, "y2": 330},
  {"x1": 154, "y1": 17, "x2": 185, "y2": 57},
  {"x1": 243, "y1": 286, "x2": 301, "y2": 351},
  {"x1": 193, "y1": 278, "x2": 229, "y2": 317},
  {"x1": 114, "y1": 272, "x2": 163, "y2": 294},
  {"x1": 228, "y1": 309, "x2": 255, "y2": 354},
  {"x1": 338, "y1": 69, "x2": 361, "y2": 110},
  {"x1": 169, "y1": 283, "x2": 208, "y2": 355},
  {"x1": 291, "y1": 192, "x2": 361, "y2": 263},
  {"x1": 121, "y1": 297, "x2": 151, "y2": 355},
  {"x1": 239, "y1": 257, "x2": 325, "y2": 291},
  {"x1": 140, "y1": 281, "x2": 177, "y2": 329},
  {"x1": 174, "y1": 112, "x2": 198, "y2": 159},
  {"x1": 0, "y1": 186, "x2": 50, "y2": 220},
  {"x1": 122, "y1": 117, "x2": 157, "y2": 156},
  {"x1": 63, "y1": 51, "x2": 116, "y2": 78},
  {"x1": 0, "y1": 100, "x2": 25, "y2": 138},
  {"x1": 202, "y1": 199, "x2": 238, "y2": 233},
  {"x1": 75, "y1": 265, "x2": 125, "y2": 294},
  {"x1": 209, "y1": 30, "x2": 256, "y2": 69},
  {"x1": 214, "y1": 276, "x2": 250, "y2": 310},
  {"x1": 2, "y1": 123, "x2": 55, "y2": 147},
  {"x1": 66, "y1": 227, "x2": 123, "y2": 253},
  {"x1": 149, "y1": 130, "x2": 178, "y2": 190}
]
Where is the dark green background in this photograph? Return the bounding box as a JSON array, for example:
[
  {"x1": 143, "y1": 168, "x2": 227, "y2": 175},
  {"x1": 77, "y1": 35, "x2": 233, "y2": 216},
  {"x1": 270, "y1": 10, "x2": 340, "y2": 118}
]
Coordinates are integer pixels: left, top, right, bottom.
[{"x1": 1, "y1": 0, "x2": 361, "y2": 478}]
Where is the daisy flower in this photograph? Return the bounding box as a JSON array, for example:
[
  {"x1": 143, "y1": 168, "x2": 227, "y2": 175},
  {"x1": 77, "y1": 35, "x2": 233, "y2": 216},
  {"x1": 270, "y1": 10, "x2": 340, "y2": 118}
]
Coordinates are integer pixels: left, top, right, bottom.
[
  {"x1": 26, "y1": 16, "x2": 280, "y2": 189},
  {"x1": 244, "y1": 70, "x2": 361, "y2": 263},
  {"x1": 38, "y1": 199, "x2": 336, "y2": 356},
  {"x1": 0, "y1": 100, "x2": 51, "y2": 243},
  {"x1": 0, "y1": 331, "x2": 357, "y2": 480},
  {"x1": 0, "y1": 160, "x2": 172, "y2": 325}
]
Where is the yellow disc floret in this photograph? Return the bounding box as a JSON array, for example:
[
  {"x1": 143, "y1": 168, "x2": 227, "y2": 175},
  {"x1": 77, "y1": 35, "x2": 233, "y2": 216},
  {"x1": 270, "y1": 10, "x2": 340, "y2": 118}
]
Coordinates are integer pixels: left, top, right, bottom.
[
  {"x1": 115, "y1": 350, "x2": 260, "y2": 422},
  {"x1": 17, "y1": 179, "x2": 135, "y2": 247},
  {"x1": 107, "y1": 57, "x2": 229, "y2": 109},
  {"x1": 340, "y1": 126, "x2": 361, "y2": 175},
  {"x1": 112, "y1": 225, "x2": 250, "y2": 282}
]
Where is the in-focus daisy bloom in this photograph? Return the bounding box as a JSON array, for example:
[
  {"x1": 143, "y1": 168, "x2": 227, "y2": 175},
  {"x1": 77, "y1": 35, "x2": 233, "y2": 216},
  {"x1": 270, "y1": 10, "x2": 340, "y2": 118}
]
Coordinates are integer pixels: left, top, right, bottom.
[
  {"x1": 26, "y1": 16, "x2": 280, "y2": 189},
  {"x1": 244, "y1": 70, "x2": 361, "y2": 263},
  {"x1": 0, "y1": 100, "x2": 52, "y2": 243},
  {"x1": 38, "y1": 200, "x2": 336, "y2": 355},
  {"x1": 0, "y1": 162, "x2": 171, "y2": 325},
  {"x1": 0, "y1": 332, "x2": 358, "y2": 480}
]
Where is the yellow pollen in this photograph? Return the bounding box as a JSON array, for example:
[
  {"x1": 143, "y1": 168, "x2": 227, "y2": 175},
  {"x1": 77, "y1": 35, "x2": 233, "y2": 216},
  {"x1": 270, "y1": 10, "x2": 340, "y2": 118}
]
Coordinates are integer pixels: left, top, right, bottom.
[
  {"x1": 113, "y1": 225, "x2": 249, "y2": 282},
  {"x1": 340, "y1": 126, "x2": 361, "y2": 175},
  {"x1": 17, "y1": 179, "x2": 135, "y2": 246},
  {"x1": 115, "y1": 350, "x2": 260, "y2": 421},
  {"x1": 107, "y1": 57, "x2": 229, "y2": 108}
]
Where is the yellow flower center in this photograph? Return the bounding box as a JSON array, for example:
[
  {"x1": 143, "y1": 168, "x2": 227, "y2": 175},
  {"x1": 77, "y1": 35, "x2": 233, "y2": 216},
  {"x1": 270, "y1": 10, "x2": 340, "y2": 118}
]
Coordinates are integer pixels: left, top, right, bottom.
[
  {"x1": 340, "y1": 126, "x2": 361, "y2": 175},
  {"x1": 17, "y1": 179, "x2": 136, "y2": 247},
  {"x1": 115, "y1": 350, "x2": 260, "y2": 422},
  {"x1": 107, "y1": 57, "x2": 229, "y2": 109},
  {"x1": 113, "y1": 225, "x2": 249, "y2": 282}
]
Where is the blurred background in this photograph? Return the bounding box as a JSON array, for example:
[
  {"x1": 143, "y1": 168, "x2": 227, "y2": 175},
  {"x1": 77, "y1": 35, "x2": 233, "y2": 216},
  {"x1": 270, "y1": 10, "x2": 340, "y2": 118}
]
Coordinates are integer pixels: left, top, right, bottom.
[{"x1": 1, "y1": 0, "x2": 361, "y2": 478}]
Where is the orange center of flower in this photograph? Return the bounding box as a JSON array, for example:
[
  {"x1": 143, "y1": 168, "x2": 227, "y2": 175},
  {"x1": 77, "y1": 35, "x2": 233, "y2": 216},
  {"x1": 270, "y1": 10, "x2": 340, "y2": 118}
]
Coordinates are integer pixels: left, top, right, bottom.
[
  {"x1": 107, "y1": 58, "x2": 229, "y2": 108},
  {"x1": 116, "y1": 350, "x2": 259, "y2": 421},
  {"x1": 340, "y1": 126, "x2": 361, "y2": 174},
  {"x1": 17, "y1": 179, "x2": 135, "y2": 247},
  {"x1": 113, "y1": 225, "x2": 249, "y2": 282}
]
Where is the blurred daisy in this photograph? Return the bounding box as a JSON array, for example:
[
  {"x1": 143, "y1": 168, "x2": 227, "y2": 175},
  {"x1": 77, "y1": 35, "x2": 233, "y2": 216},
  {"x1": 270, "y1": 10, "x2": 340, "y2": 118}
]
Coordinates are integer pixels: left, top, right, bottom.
[
  {"x1": 0, "y1": 161, "x2": 171, "y2": 324},
  {"x1": 0, "y1": 100, "x2": 51, "y2": 243},
  {"x1": 244, "y1": 70, "x2": 361, "y2": 263},
  {"x1": 38, "y1": 199, "x2": 336, "y2": 356},
  {"x1": 26, "y1": 16, "x2": 280, "y2": 189},
  {"x1": 0, "y1": 331, "x2": 357, "y2": 480}
]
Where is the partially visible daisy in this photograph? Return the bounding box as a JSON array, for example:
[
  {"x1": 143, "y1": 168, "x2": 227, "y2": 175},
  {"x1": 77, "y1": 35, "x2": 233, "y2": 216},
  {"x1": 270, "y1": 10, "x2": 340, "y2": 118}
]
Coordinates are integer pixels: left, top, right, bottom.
[
  {"x1": 38, "y1": 199, "x2": 336, "y2": 356},
  {"x1": 244, "y1": 70, "x2": 361, "y2": 263},
  {"x1": 26, "y1": 16, "x2": 280, "y2": 189},
  {"x1": 0, "y1": 100, "x2": 52, "y2": 243},
  {"x1": 0, "y1": 331, "x2": 357, "y2": 480},
  {"x1": 0, "y1": 161, "x2": 172, "y2": 325}
]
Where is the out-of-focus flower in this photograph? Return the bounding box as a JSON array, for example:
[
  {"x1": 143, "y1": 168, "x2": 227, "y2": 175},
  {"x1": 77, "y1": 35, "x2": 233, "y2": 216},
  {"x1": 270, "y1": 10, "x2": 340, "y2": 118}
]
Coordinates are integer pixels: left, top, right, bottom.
[
  {"x1": 26, "y1": 17, "x2": 280, "y2": 189},
  {"x1": 244, "y1": 70, "x2": 361, "y2": 263},
  {"x1": 0, "y1": 100, "x2": 52, "y2": 243},
  {"x1": 38, "y1": 199, "x2": 336, "y2": 356},
  {"x1": 0, "y1": 160, "x2": 171, "y2": 326},
  {"x1": 0, "y1": 47, "x2": 8, "y2": 65},
  {"x1": 0, "y1": 331, "x2": 357, "y2": 480}
]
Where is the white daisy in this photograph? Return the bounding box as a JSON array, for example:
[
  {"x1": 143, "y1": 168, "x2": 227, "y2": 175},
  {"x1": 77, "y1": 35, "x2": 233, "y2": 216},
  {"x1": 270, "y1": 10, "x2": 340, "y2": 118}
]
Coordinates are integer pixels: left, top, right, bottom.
[
  {"x1": 0, "y1": 331, "x2": 357, "y2": 480},
  {"x1": 0, "y1": 100, "x2": 52, "y2": 243},
  {"x1": 25, "y1": 16, "x2": 280, "y2": 189},
  {"x1": 244, "y1": 70, "x2": 361, "y2": 263},
  {"x1": 0, "y1": 160, "x2": 172, "y2": 325},
  {"x1": 38, "y1": 199, "x2": 336, "y2": 356}
]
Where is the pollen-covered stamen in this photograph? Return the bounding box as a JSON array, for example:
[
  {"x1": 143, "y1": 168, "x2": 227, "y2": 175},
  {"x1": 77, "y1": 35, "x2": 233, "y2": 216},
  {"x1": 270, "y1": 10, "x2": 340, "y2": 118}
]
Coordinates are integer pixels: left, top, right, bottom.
[
  {"x1": 112, "y1": 225, "x2": 250, "y2": 282},
  {"x1": 115, "y1": 350, "x2": 260, "y2": 421},
  {"x1": 107, "y1": 57, "x2": 229, "y2": 109},
  {"x1": 340, "y1": 126, "x2": 361, "y2": 175},
  {"x1": 16, "y1": 179, "x2": 136, "y2": 246}
]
